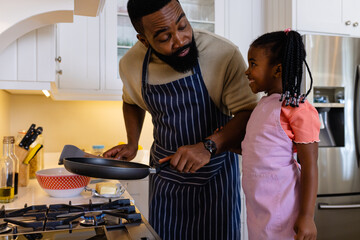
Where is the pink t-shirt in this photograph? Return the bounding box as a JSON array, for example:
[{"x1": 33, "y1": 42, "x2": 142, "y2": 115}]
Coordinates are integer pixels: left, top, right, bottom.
[{"x1": 280, "y1": 100, "x2": 320, "y2": 145}]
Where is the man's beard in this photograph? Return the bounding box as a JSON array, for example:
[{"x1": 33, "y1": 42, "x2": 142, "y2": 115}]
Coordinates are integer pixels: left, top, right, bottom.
[{"x1": 150, "y1": 36, "x2": 198, "y2": 73}]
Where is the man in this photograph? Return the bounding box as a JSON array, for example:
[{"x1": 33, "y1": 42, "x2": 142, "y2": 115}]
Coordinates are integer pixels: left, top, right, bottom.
[{"x1": 103, "y1": 0, "x2": 258, "y2": 239}]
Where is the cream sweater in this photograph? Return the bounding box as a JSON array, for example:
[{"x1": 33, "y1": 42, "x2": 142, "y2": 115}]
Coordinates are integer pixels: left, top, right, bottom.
[{"x1": 120, "y1": 29, "x2": 258, "y2": 115}]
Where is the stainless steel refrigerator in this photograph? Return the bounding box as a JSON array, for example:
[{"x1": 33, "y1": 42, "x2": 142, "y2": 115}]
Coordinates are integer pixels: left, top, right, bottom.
[{"x1": 304, "y1": 35, "x2": 360, "y2": 240}]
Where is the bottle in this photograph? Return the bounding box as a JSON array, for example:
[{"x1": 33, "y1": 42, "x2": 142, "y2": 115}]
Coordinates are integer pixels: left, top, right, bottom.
[
  {"x1": 92, "y1": 145, "x2": 105, "y2": 156},
  {"x1": 8, "y1": 137, "x2": 19, "y2": 197},
  {"x1": 0, "y1": 136, "x2": 15, "y2": 203}
]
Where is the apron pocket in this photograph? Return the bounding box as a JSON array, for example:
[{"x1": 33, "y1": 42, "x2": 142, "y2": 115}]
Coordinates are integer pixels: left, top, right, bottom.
[{"x1": 242, "y1": 171, "x2": 283, "y2": 231}]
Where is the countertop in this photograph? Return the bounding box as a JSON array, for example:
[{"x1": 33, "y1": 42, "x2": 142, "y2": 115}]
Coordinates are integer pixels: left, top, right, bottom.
[
  {"x1": 3, "y1": 150, "x2": 150, "y2": 210},
  {"x1": 3, "y1": 178, "x2": 131, "y2": 209}
]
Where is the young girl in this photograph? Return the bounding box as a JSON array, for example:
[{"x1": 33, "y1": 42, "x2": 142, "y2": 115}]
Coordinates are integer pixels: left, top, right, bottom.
[{"x1": 242, "y1": 30, "x2": 320, "y2": 240}]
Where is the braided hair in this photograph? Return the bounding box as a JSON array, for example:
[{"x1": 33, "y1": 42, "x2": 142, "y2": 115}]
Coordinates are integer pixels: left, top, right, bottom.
[{"x1": 250, "y1": 30, "x2": 313, "y2": 107}]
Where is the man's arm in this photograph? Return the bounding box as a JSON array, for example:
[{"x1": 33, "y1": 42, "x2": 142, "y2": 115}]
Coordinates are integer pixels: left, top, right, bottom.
[
  {"x1": 159, "y1": 110, "x2": 252, "y2": 172},
  {"x1": 209, "y1": 110, "x2": 252, "y2": 154},
  {"x1": 123, "y1": 102, "x2": 146, "y2": 148},
  {"x1": 103, "y1": 102, "x2": 145, "y2": 160}
]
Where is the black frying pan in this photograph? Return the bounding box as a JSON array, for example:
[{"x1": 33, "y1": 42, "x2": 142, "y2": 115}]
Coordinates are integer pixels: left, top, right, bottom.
[{"x1": 63, "y1": 157, "x2": 169, "y2": 180}]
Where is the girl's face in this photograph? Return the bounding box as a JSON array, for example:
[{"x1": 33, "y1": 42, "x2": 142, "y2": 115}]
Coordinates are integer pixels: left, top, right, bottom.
[{"x1": 245, "y1": 46, "x2": 282, "y2": 95}]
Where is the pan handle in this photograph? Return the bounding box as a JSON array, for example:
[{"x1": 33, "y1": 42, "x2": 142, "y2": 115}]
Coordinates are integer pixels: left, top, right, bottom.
[{"x1": 149, "y1": 162, "x2": 170, "y2": 174}]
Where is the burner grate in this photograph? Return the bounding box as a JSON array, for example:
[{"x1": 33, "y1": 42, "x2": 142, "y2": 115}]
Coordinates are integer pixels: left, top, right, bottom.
[{"x1": 0, "y1": 199, "x2": 142, "y2": 235}]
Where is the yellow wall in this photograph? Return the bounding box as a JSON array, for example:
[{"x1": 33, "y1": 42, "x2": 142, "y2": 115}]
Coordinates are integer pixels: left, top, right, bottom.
[
  {"x1": 0, "y1": 90, "x2": 11, "y2": 155},
  {"x1": 8, "y1": 94, "x2": 154, "y2": 153}
]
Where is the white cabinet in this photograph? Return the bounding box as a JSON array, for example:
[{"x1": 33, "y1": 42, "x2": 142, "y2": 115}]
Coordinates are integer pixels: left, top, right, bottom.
[
  {"x1": 266, "y1": 0, "x2": 360, "y2": 37},
  {"x1": 0, "y1": 25, "x2": 56, "y2": 90},
  {"x1": 52, "y1": 0, "x2": 120, "y2": 101},
  {"x1": 342, "y1": 0, "x2": 360, "y2": 36},
  {"x1": 51, "y1": 0, "x2": 223, "y2": 100},
  {"x1": 56, "y1": 16, "x2": 100, "y2": 91},
  {"x1": 296, "y1": 0, "x2": 345, "y2": 35}
]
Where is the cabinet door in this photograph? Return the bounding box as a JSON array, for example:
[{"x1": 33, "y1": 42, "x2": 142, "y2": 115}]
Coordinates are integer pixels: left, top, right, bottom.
[
  {"x1": 104, "y1": 0, "x2": 123, "y2": 91},
  {"x1": 57, "y1": 16, "x2": 100, "y2": 90},
  {"x1": 296, "y1": 0, "x2": 347, "y2": 35},
  {"x1": 343, "y1": 0, "x2": 360, "y2": 36},
  {"x1": 0, "y1": 25, "x2": 55, "y2": 89},
  {"x1": 182, "y1": 0, "x2": 215, "y2": 33}
]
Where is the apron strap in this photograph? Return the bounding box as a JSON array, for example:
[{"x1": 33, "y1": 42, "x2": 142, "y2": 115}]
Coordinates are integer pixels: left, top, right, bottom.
[{"x1": 141, "y1": 48, "x2": 152, "y2": 88}]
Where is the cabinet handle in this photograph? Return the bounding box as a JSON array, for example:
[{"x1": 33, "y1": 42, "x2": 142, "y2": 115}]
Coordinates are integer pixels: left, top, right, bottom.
[
  {"x1": 55, "y1": 56, "x2": 62, "y2": 63},
  {"x1": 345, "y1": 20, "x2": 352, "y2": 26},
  {"x1": 56, "y1": 70, "x2": 63, "y2": 75},
  {"x1": 354, "y1": 22, "x2": 359, "y2": 27}
]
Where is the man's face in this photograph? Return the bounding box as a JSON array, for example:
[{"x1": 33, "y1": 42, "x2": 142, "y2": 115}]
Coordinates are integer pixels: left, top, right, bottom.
[{"x1": 138, "y1": 0, "x2": 198, "y2": 73}]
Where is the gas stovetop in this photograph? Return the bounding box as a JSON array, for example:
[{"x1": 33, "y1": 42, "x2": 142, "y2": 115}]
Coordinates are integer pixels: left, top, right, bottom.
[{"x1": 0, "y1": 199, "x2": 160, "y2": 240}]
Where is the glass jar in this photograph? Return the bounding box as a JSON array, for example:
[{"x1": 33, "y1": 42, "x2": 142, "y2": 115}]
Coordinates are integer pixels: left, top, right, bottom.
[
  {"x1": 15, "y1": 130, "x2": 26, "y2": 145},
  {"x1": 0, "y1": 136, "x2": 15, "y2": 203},
  {"x1": 92, "y1": 145, "x2": 105, "y2": 156}
]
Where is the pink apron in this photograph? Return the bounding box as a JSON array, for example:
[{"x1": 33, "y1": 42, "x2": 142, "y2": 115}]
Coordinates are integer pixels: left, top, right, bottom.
[{"x1": 242, "y1": 93, "x2": 301, "y2": 240}]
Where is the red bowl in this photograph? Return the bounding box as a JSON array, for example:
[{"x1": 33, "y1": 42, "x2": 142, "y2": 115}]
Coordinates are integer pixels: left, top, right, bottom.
[{"x1": 36, "y1": 167, "x2": 91, "y2": 197}]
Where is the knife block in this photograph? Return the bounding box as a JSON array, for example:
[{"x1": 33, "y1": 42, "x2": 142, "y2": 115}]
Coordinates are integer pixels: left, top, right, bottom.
[
  {"x1": 15, "y1": 145, "x2": 30, "y2": 187},
  {"x1": 19, "y1": 163, "x2": 30, "y2": 187}
]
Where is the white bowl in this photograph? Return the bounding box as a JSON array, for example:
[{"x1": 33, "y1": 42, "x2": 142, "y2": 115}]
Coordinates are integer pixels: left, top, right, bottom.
[{"x1": 35, "y1": 167, "x2": 91, "y2": 198}]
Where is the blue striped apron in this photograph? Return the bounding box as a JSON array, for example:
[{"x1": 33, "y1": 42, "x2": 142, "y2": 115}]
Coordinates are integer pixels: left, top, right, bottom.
[{"x1": 141, "y1": 48, "x2": 241, "y2": 240}]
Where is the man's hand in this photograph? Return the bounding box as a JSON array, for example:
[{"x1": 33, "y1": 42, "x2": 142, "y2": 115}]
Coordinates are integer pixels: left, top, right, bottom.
[
  {"x1": 159, "y1": 142, "x2": 211, "y2": 173},
  {"x1": 103, "y1": 144, "x2": 138, "y2": 161}
]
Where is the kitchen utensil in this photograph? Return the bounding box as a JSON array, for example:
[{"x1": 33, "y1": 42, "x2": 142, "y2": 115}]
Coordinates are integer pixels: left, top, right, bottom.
[
  {"x1": 35, "y1": 167, "x2": 91, "y2": 198},
  {"x1": 16, "y1": 124, "x2": 43, "y2": 187},
  {"x1": 23, "y1": 127, "x2": 43, "y2": 150},
  {"x1": 18, "y1": 124, "x2": 35, "y2": 148},
  {"x1": 63, "y1": 157, "x2": 169, "y2": 180},
  {"x1": 58, "y1": 145, "x2": 97, "y2": 165},
  {"x1": 15, "y1": 124, "x2": 43, "y2": 164},
  {"x1": 23, "y1": 144, "x2": 43, "y2": 164}
]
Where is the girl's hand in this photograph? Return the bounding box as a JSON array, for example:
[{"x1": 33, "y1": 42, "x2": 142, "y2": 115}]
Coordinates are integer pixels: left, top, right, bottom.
[{"x1": 293, "y1": 214, "x2": 317, "y2": 240}]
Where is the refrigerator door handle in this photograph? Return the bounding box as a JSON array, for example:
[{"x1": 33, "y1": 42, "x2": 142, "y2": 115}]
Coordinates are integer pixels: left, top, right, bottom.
[
  {"x1": 354, "y1": 65, "x2": 360, "y2": 167},
  {"x1": 318, "y1": 203, "x2": 360, "y2": 209}
]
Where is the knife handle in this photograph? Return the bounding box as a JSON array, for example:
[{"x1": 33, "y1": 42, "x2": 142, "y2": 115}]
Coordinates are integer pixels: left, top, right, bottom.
[
  {"x1": 23, "y1": 144, "x2": 43, "y2": 164},
  {"x1": 19, "y1": 124, "x2": 35, "y2": 148},
  {"x1": 23, "y1": 127, "x2": 43, "y2": 150}
]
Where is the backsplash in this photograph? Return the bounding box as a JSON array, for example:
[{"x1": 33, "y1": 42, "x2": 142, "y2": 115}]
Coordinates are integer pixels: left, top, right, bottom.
[
  {"x1": 0, "y1": 90, "x2": 11, "y2": 153},
  {"x1": 4, "y1": 93, "x2": 153, "y2": 153}
]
